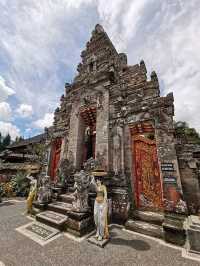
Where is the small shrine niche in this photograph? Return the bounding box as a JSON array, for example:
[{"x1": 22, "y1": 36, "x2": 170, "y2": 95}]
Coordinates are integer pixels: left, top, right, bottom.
[{"x1": 78, "y1": 106, "x2": 96, "y2": 168}]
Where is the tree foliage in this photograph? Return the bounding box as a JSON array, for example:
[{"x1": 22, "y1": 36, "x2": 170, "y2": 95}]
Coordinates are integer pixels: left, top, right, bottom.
[
  {"x1": 27, "y1": 142, "x2": 47, "y2": 162},
  {"x1": 174, "y1": 121, "x2": 200, "y2": 144},
  {"x1": 0, "y1": 133, "x2": 11, "y2": 152}
]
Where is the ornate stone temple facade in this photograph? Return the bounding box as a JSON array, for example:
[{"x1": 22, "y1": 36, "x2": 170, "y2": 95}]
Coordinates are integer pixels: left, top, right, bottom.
[{"x1": 38, "y1": 24, "x2": 200, "y2": 246}]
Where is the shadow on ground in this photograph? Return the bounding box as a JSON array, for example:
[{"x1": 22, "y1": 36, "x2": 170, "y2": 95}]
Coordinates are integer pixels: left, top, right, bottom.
[
  {"x1": 110, "y1": 237, "x2": 151, "y2": 251},
  {"x1": 87, "y1": 229, "x2": 150, "y2": 251},
  {"x1": 108, "y1": 225, "x2": 151, "y2": 251},
  {"x1": 0, "y1": 202, "x2": 14, "y2": 207}
]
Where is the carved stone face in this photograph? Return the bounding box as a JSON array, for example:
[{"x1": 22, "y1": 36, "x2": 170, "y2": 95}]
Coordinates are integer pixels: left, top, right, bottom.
[{"x1": 74, "y1": 170, "x2": 90, "y2": 191}]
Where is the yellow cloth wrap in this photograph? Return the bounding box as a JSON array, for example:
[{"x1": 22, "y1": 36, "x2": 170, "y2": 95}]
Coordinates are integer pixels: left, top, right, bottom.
[{"x1": 27, "y1": 189, "x2": 36, "y2": 214}]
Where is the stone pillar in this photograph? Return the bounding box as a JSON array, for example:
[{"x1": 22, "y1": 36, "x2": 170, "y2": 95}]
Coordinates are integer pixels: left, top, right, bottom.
[
  {"x1": 112, "y1": 124, "x2": 124, "y2": 175},
  {"x1": 155, "y1": 119, "x2": 187, "y2": 246},
  {"x1": 45, "y1": 145, "x2": 51, "y2": 176},
  {"x1": 59, "y1": 137, "x2": 66, "y2": 161},
  {"x1": 95, "y1": 88, "x2": 109, "y2": 171},
  {"x1": 76, "y1": 116, "x2": 86, "y2": 170},
  {"x1": 155, "y1": 124, "x2": 186, "y2": 213},
  {"x1": 67, "y1": 103, "x2": 80, "y2": 169},
  {"x1": 120, "y1": 125, "x2": 125, "y2": 175}
]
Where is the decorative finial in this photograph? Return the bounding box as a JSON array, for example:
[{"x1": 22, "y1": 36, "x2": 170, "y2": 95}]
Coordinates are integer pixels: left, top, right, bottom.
[
  {"x1": 151, "y1": 71, "x2": 158, "y2": 81},
  {"x1": 95, "y1": 24, "x2": 104, "y2": 33},
  {"x1": 140, "y1": 60, "x2": 147, "y2": 73}
]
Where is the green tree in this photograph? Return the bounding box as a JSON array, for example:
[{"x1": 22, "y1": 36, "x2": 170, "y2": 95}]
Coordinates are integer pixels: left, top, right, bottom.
[
  {"x1": 15, "y1": 136, "x2": 24, "y2": 143},
  {"x1": 3, "y1": 134, "x2": 11, "y2": 147},
  {"x1": 0, "y1": 133, "x2": 3, "y2": 152},
  {"x1": 174, "y1": 121, "x2": 200, "y2": 144}
]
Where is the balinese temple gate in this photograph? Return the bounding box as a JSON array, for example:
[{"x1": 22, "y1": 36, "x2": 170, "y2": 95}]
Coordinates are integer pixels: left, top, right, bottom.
[{"x1": 36, "y1": 24, "x2": 190, "y2": 246}]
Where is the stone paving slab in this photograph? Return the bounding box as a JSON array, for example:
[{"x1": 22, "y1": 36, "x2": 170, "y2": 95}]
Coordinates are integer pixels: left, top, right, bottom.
[
  {"x1": 0, "y1": 201, "x2": 200, "y2": 266},
  {"x1": 15, "y1": 221, "x2": 61, "y2": 246}
]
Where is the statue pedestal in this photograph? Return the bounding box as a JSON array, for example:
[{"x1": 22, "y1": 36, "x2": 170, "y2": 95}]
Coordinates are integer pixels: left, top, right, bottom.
[
  {"x1": 66, "y1": 211, "x2": 94, "y2": 237},
  {"x1": 186, "y1": 215, "x2": 200, "y2": 254},
  {"x1": 88, "y1": 235, "x2": 109, "y2": 248}
]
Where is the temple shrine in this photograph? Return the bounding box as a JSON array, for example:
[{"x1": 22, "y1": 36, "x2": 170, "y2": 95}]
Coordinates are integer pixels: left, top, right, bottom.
[{"x1": 30, "y1": 24, "x2": 200, "y2": 247}]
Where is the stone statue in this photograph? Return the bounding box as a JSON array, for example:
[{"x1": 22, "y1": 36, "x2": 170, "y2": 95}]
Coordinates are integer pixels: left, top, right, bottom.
[
  {"x1": 83, "y1": 157, "x2": 99, "y2": 173},
  {"x1": 113, "y1": 127, "x2": 121, "y2": 175},
  {"x1": 84, "y1": 126, "x2": 91, "y2": 142},
  {"x1": 56, "y1": 157, "x2": 75, "y2": 189},
  {"x1": 91, "y1": 176, "x2": 109, "y2": 241},
  {"x1": 72, "y1": 170, "x2": 91, "y2": 212},
  {"x1": 26, "y1": 174, "x2": 37, "y2": 214},
  {"x1": 37, "y1": 175, "x2": 51, "y2": 204}
]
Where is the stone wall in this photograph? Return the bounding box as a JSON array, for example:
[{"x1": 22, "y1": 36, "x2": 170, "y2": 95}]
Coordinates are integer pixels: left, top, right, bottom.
[
  {"x1": 95, "y1": 88, "x2": 109, "y2": 171},
  {"x1": 176, "y1": 144, "x2": 200, "y2": 214}
]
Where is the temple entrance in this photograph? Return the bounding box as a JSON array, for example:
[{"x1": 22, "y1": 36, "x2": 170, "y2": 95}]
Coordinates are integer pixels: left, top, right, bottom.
[
  {"x1": 130, "y1": 122, "x2": 163, "y2": 211},
  {"x1": 84, "y1": 126, "x2": 96, "y2": 161},
  {"x1": 49, "y1": 138, "x2": 62, "y2": 182},
  {"x1": 80, "y1": 106, "x2": 96, "y2": 166}
]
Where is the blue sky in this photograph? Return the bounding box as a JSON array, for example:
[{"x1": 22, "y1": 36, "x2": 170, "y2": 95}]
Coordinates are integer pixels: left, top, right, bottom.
[{"x1": 0, "y1": 0, "x2": 199, "y2": 139}]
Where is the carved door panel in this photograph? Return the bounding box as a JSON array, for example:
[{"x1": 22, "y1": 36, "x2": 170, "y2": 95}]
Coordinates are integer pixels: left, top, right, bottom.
[
  {"x1": 133, "y1": 135, "x2": 163, "y2": 210},
  {"x1": 50, "y1": 138, "x2": 62, "y2": 181}
]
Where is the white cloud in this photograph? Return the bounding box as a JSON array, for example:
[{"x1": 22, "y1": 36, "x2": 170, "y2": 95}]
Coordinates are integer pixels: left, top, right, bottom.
[
  {"x1": 0, "y1": 0, "x2": 97, "y2": 115},
  {"x1": 66, "y1": 0, "x2": 93, "y2": 8},
  {"x1": 33, "y1": 113, "x2": 54, "y2": 129},
  {"x1": 0, "y1": 76, "x2": 15, "y2": 101},
  {"x1": 0, "y1": 102, "x2": 12, "y2": 121},
  {"x1": 16, "y1": 103, "x2": 33, "y2": 118},
  {"x1": 0, "y1": 121, "x2": 20, "y2": 139},
  {"x1": 97, "y1": 0, "x2": 150, "y2": 50},
  {"x1": 0, "y1": 0, "x2": 200, "y2": 134}
]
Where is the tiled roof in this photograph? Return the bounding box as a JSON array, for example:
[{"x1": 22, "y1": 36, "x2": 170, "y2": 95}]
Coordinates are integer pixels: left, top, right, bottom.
[{"x1": 7, "y1": 133, "x2": 47, "y2": 149}]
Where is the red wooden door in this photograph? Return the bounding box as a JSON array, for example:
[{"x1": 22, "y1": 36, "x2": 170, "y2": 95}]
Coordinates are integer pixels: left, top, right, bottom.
[
  {"x1": 133, "y1": 135, "x2": 163, "y2": 210},
  {"x1": 50, "y1": 138, "x2": 62, "y2": 181}
]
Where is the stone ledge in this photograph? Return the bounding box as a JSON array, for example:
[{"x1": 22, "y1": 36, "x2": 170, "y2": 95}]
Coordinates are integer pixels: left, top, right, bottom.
[
  {"x1": 132, "y1": 210, "x2": 164, "y2": 225},
  {"x1": 125, "y1": 219, "x2": 164, "y2": 239}
]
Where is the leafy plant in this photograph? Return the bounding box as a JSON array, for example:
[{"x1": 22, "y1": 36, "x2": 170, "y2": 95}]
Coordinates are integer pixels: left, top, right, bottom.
[
  {"x1": 1, "y1": 182, "x2": 13, "y2": 197},
  {"x1": 10, "y1": 172, "x2": 29, "y2": 197}
]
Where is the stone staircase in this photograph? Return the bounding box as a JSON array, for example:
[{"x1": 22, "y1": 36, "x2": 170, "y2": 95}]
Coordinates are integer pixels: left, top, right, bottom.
[
  {"x1": 47, "y1": 201, "x2": 72, "y2": 215},
  {"x1": 125, "y1": 210, "x2": 164, "y2": 239},
  {"x1": 36, "y1": 211, "x2": 68, "y2": 230},
  {"x1": 34, "y1": 192, "x2": 94, "y2": 237},
  {"x1": 35, "y1": 193, "x2": 74, "y2": 229}
]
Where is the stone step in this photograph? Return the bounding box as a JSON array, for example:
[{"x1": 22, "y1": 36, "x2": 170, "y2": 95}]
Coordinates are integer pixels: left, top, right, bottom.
[
  {"x1": 132, "y1": 210, "x2": 164, "y2": 225},
  {"x1": 47, "y1": 201, "x2": 72, "y2": 215},
  {"x1": 33, "y1": 201, "x2": 48, "y2": 211},
  {"x1": 59, "y1": 193, "x2": 75, "y2": 204},
  {"x1": 125, "y1": 219, "x2": 164, "y2": 239},
  {"x1": 36, "y1": 210, "x2": 68, "y2": 230}
]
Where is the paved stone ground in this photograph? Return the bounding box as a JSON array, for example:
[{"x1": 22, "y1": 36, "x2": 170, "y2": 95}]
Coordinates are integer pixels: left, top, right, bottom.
[{"x1": 0, "y1": 200, "x2": 200, "y2": 266}]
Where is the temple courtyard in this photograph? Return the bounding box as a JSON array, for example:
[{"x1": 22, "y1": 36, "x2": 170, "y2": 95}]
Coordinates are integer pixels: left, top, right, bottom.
[{"x1": 0, "y1": 200, "x2": 199, "y2": 266}]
